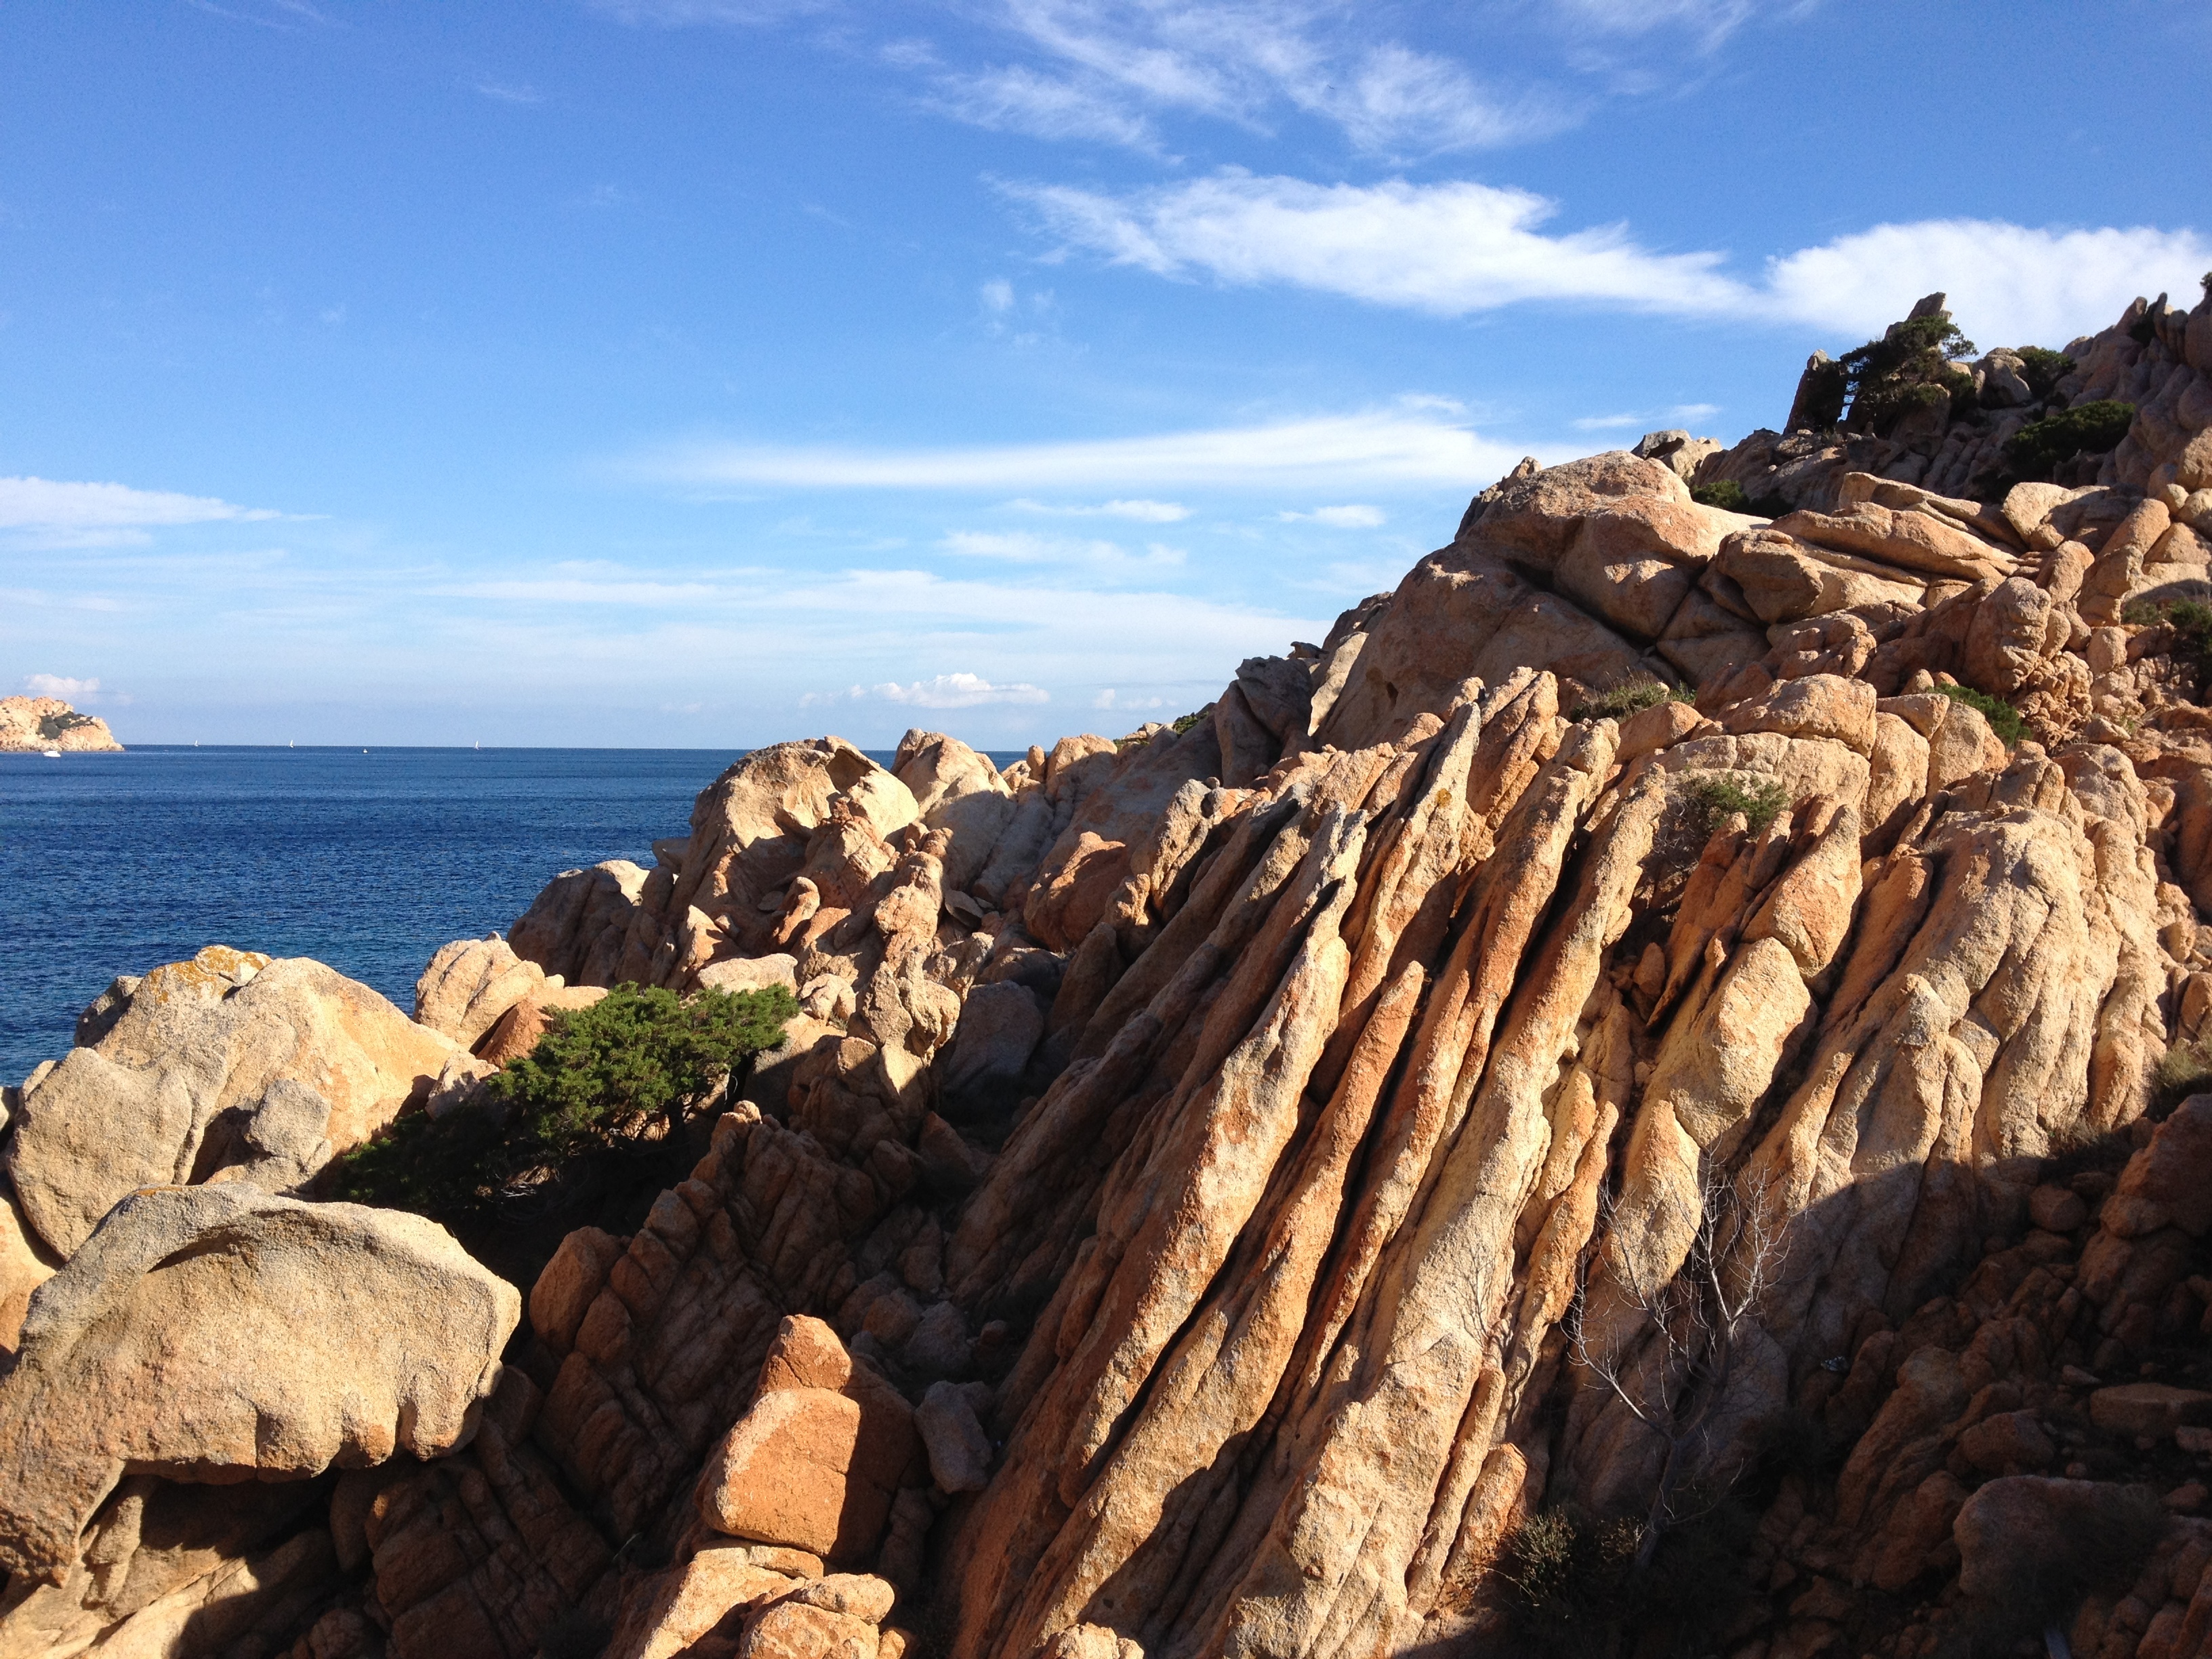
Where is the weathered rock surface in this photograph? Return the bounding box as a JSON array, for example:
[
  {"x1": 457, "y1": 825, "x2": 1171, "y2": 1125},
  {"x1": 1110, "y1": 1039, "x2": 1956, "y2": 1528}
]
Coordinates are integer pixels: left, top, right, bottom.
[
  {"x1": 5, "y1": 949, "x2": 455, "y2": 1256},
  {"x1": 16, "y1": 284, "x2": 2212, "y2": 1659},
  {"x1": 0, "y1": 695, "x2": 121, "y2": 752},
  {"x1": 0, "y1": 1185, "x2": 516, "y2": 1585}
]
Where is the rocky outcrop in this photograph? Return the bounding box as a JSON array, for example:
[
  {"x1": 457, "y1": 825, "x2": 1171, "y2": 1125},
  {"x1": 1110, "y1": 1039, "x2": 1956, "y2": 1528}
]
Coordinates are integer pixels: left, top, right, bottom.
[
  {"x1": 5, "y1": 947, "x2": 456, "y2": 1257},
  {"x1": 0, "y1": 697, "x2": 120, "y2": 752},
  {"x1": 0, "y1": 1185, "x2": 515, "y2": 1585},
  {"x1": 14, "y1": 284, "x2": 2212, "y2": 1659}
]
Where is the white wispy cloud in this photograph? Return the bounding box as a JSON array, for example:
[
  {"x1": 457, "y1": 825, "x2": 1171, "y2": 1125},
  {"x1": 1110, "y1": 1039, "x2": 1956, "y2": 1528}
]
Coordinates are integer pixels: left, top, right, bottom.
[
  {"x1": 1092, "y1": 687, "x2": 1167, "y2": 710},
  {"x1": 1552, "y1": 0, "x2": 1769, "y2": 48},
  {"x1": 23, "y1": 674, "x2": 100, "y2": 701},
  {"x1": 1008, "y1": 497, "x2": 1191, "y2": 521},
  {"x1": 586, "y1": 0, "x2": 827, "y2": 22},
  {"x1": 634, "y1": 403, "x2": 1539, "y2": 491},
  {"x1": 0, "y1": 476, "x2": 281, "y2": 548},
  {"x1": 1762, "y1": 220, "x2": 2212, "y2": 348},
  {"x1": 803, "y1": 672, "x2": 1050, "y2": 709},
  {"x1": 940, "y1": 529, "x2": 1186, "y2": 572},
  {"x1": 471, "y1": 79, "x2": 544, "y2": 104},
  {"x1": 1013, "y1": 171, "x2": 2212, "y2": 348},
  {"x1": 1011, "y1": 172, "x2": 1746, "y2": 316},
  {"x1": 1570, "y1": 401, "x2": 1723, "y2": 432},
  {"x1": 910, "y1": 0, "x2": 1574, "y2": 157},
  {"x1": 1278, "y1": 504, "x2": 1385, "y2": 527}
]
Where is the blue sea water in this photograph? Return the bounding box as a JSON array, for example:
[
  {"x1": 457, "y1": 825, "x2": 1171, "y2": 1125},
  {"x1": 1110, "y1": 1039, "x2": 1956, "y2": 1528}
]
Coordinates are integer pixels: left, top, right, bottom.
[{"x1": 0, "y1": 744, "x2": 972, "y2": 1087}]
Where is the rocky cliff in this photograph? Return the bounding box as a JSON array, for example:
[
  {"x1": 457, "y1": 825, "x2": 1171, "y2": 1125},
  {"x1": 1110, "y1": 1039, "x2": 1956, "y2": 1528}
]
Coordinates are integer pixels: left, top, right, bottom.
[
  {"x1": 7, "y1": 283, "x2": 2212, "y2": 1659},
  {"x1": 0, "y1": 696, "x2": 121, "y2": 752}
]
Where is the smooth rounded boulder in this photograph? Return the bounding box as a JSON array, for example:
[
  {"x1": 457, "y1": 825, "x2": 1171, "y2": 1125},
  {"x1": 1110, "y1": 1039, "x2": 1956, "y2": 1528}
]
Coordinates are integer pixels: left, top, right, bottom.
[
  {"x1": 0, "y1": 1184, "x2": 518, "y2": 1584},
  {"x1": 5, "y1": 950, "x2": 457, "y2": 1257}
]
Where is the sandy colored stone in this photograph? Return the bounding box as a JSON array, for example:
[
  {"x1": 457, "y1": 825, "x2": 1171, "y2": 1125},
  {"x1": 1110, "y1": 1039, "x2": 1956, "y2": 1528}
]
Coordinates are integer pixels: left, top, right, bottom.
[
  {"x1": 701, "y1": 1321, "x2": 916, "y2": 1565},
  {"x1": 699, "y1": 954, "x2": 802, "y2": 996},
  {"x1": 608, "y1": 1547, "x2": 800, "y2": 1659},
  {"x1": 0, "y1": 1188, "x2": 55, "y2": 1355},
  {"x1": 700, "y1": 1387, "x2": 870, "y2": 1559},
  {"x1": 790, "y1": 1573, "x2": 897, "y2": 1624},
  {"x1": 2104, "y1": 1093, "x2": 2212, "y2": 1236},
  {"x1": 0, "y1": 1185, "x2": 516, "y2": 1584},
  {"x1": 529, "y1": 1225, "x2": 626, "y2": 1356},
  {"x1": 0, "y1": 695, "x2": 122, "y2": 752},
  {"x1": 6, "y1": 954, "x2": 457, "y2": 1257},
  {"x1": 1460, "y1": 452, "x2": 1728, "y2": 638},
  {"x1": 1744, "y1": 802, "x2": 1863, "y2": 977},
  {"x1": 413, "y1": 935, "x2": 546, "y2": 1048},
  {"x1": 1773, "y1": 501, "x2": 2013, "y2": 581},
  {"x1": 1865, "y1": 711, "x2": 1930, "y2": 833},
  {"x1": 1614, "y1": 697, "x2": 1704, "y2": 766},
  {"x1": 1316, "y1": 548, "x2": 1641, "y2": 750},
  {"x1": 1713, "y1": 529, "x2": 1927, "y2": 625},
  {"x1": 1719, "y1": 674, "x2": 1877, "y2": 755},
  {"x1": 733, "y1": 1600, "x2": 880, "y2": 1659}
]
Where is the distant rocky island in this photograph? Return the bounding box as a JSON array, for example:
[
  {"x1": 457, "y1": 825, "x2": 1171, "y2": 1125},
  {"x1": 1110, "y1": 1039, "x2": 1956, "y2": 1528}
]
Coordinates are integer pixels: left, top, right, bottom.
[
  {"x1": 5, "y1": 281, "x2": 2212, "y2": 1659},
  {"x1": 0, "y1": 695, "x2": 121, "y2": 752}
]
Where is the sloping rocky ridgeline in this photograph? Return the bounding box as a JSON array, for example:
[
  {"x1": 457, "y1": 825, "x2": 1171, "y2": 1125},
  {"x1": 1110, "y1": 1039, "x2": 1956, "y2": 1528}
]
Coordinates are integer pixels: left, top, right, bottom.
[{"x1": 5, "y1": 286, "x2": 2212, "y2": 1659}]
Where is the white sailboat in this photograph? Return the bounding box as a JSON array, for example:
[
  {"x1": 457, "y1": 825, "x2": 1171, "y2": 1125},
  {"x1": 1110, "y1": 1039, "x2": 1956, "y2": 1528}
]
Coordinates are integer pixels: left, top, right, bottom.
[{"x1": 41, "y1": 747, "x2": 60, "y2": 759}]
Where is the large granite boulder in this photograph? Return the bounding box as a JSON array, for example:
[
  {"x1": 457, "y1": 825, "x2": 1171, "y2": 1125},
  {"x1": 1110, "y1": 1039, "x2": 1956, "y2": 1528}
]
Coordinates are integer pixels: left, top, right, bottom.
[
  {"x1": 5, "y1": 948, "x2": 455, "y2": 1258},
  {"x1": 0, "y1": 1185, "x2": 516, "y2": 1584}
]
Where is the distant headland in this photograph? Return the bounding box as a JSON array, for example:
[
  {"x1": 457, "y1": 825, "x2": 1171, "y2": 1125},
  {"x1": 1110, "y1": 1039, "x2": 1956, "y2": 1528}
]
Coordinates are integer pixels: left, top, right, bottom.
[{"x1": 0, "y1": 696, "x2": 122, "y2": 752}]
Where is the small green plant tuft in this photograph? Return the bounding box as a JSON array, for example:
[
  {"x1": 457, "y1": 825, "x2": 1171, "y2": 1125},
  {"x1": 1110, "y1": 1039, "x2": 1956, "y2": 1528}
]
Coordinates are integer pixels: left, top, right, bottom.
[
  {"x1": 1170, "y1": 708, "x2": 1208, "y2": 734},
  {"x1": 335, "y1": 982, "x2": 797, "y2": 1223},
  {"x1": 2014, "y1": 346, "x2": 2074, "y2": 402},
  {"x1": 2005, "y1": 398, "x2": 2136, "y2": 481},
  {"x1": 1690, "y1": 478, "x2": 1748, "y2": 512},
  {"x1": 1933, "y1": 682, "x2": 2028, "y2": 745},
  {"x1": 1684, "y1": 773, "x2": 1791, "y2": 836},
  {"x1": 1570, "y1": 676, "x2": 1689, "y2": 723}
]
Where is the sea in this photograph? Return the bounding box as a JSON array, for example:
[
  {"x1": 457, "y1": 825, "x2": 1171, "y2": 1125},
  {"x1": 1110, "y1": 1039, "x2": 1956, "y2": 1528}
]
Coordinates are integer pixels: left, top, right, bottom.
[{"x1": 0, "y1": 745, "x2": 1012, "y2": 1088}]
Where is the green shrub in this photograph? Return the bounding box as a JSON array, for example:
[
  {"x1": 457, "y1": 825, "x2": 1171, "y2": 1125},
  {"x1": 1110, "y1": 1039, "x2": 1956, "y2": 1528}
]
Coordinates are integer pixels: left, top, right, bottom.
[
  {"x1": 2015, "y1": 346, "x2": 2074, "y2": 402},
  {"x1": 1691, "y1": 478, "x2": 1748, "y2": 512},
  {"x1": 335, "y1": 982, "x2": 797, "y2": 1222},
  {"x1": 1933, "y1": 682, "x2": 2028, "y2": 745},
  {"x1": 2005, "y1": 398, "x2": 2136, "y2": 481},
  {"x1": 1570, "y1": 676, "x2": 1688, "y2": 722},
  {"x1": 1836, "y1": 310, "x2": 1978, "y2": 436},
  {"x1": 1170, "y1": 708, "x2": 1208, "y2": 734},
  {"x1": 1685, "y1": 773, "x2": 1791, "y2": 836}
]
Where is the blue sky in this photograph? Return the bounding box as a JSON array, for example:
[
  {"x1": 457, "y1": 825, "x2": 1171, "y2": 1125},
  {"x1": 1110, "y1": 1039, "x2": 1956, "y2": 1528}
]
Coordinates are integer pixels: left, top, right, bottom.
[{"x1": 5, "y1": 1, "x2": 2209, "y2": 748}]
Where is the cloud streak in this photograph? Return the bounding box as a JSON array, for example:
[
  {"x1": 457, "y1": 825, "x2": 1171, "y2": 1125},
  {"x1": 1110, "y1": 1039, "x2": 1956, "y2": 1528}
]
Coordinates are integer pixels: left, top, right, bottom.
[
  {"x1": 24, "y1": 674, "x2": 100, "y2": 701},
  {"x1": 1014, "y1": 171, "x2": 2212, "y2": 348},
  {"x1": 1008, "y1": 497, "x2": 1191, "y2": 521},
  {"x1": 803, "y1": 672, "x2": 1051, "y2": 710},
  {"x1": 914, "y1": 1, "x2": 1576, "y2": 157},
  {"x1": 634, "y1": 404, "x2": 1537, "y2": 492}
]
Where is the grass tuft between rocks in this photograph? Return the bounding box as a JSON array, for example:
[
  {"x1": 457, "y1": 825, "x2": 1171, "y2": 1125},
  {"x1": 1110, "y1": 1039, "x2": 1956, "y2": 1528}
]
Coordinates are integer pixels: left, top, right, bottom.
[
  {"x1": 1933, "y1": 682, "x2": 2029, "y2": 745},
  {"x1": 1570, "y1": 676, "x2": 1691, "y2": 723}
]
